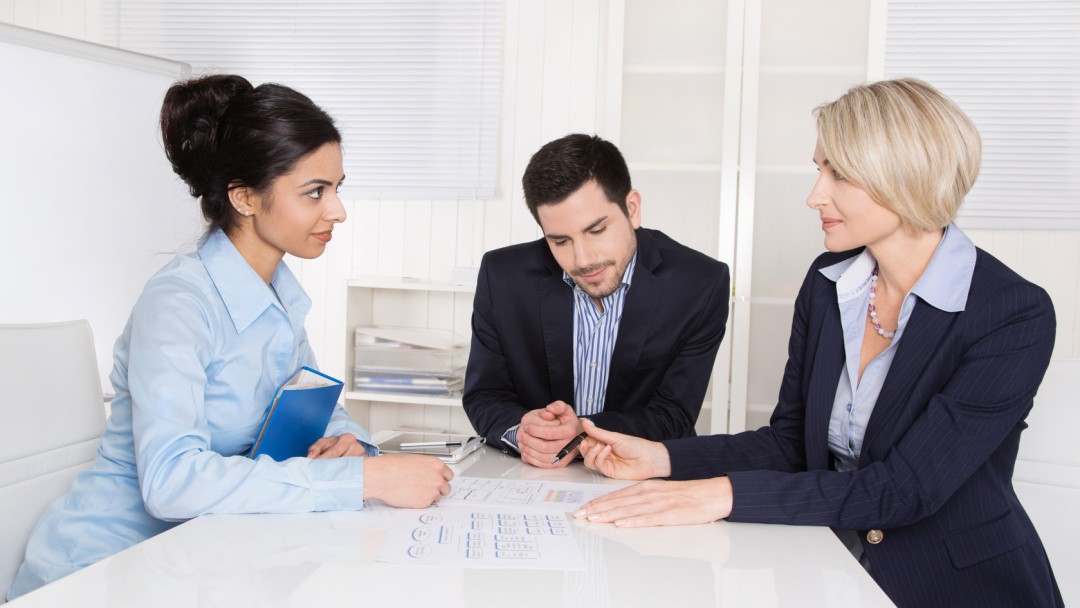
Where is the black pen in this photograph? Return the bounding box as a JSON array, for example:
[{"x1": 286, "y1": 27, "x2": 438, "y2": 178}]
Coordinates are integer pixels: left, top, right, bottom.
[
  {"x1": 551, "y1": 431, "x2": 589, "y2": 464},
  {"x1": 400, "y1": 441, "x2": 462, "y2": 448}
]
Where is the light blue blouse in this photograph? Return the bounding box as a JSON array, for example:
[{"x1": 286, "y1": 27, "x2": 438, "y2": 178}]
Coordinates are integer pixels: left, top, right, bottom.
[
  {"x1": 820, "y1": 223, "x2": 976, "y2": 472},
  {"x1": 8, "y1": 229, "x2": 376, "y2": 600}
]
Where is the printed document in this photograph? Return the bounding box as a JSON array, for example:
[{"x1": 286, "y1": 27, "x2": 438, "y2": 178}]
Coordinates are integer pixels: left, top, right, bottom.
[
  {"x1": 377, "y1": 508, "x2": 585, "y2": 570},
  {"x1": 440, "y1": 476, "x2": 614, "y2": 511}
]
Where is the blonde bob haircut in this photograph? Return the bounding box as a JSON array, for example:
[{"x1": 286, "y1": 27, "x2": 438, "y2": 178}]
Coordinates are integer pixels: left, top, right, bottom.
[{"x1": 814, "y1": 78, "x2": 981, "y2": 232}]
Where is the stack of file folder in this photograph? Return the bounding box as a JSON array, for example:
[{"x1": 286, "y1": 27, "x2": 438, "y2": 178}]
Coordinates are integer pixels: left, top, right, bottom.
[{"x1": 353, "y1": 327, "x2": 465, "y2": 396}]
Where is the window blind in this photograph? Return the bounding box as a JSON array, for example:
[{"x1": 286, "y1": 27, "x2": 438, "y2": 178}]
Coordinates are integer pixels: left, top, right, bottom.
[
  {"x1": 884, "y1": 0, "x2": 1080, "y2": 229},
  {"x1": 102, "y1": 0, "x2": 503, "y2": 200}
]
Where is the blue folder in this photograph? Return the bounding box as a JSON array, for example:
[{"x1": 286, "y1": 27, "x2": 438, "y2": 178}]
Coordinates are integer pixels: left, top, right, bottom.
[{"x1": 248, "y1": 367, "x2": 344, "y2": 461}]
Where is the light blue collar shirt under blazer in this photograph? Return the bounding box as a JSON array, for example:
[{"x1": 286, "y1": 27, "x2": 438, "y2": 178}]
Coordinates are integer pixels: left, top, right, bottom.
[
  {"x1": 566, "y1": 252, "x2": 637, "y2": 417},
  {"x1": 499, "y1": 253, "x2": 637, "y2": 450},
  {"x1": 8, "y1": 229, "x2": 375, "y2": 600},
  {"x1": 820, "y1": 223, "x2": 976, "y2": 473}
]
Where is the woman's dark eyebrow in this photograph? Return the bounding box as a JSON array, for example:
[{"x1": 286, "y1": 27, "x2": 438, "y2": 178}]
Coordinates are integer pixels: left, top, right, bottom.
[{"x1": 297, "y1": 178, "x2": 334, "y2": 188}]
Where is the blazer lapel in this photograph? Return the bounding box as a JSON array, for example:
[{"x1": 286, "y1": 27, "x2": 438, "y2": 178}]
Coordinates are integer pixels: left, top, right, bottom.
[
  {"x1": 860, "y1": 301, "x2": 956, "y2": 465},
  {"x1": 606, "y1": 266, "x2": 660, "y2": 407},
  {"x1": 805, "y1": 294, "x2": 845, "y2": 471},
  {"x1": 605, "y1": 231, "x2": 661, "y2": 409},
  {"x1": 538, "y1": 264, "x2": 575, "y2": 404}
]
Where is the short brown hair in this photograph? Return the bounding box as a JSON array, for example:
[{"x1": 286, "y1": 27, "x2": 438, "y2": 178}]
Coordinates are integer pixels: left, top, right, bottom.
[{"x1": 522, "y1": 134, "x2": 632, "y2": 224}]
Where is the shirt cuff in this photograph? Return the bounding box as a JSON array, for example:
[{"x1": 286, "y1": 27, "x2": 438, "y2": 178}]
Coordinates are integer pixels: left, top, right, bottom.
[
  {"x1": 500, "y1": 424, "x2": 521, "y2": 453},
  {"x1": 310, "y1": 456, "x2": 366, "y2": 512},
  {"x1": 325, "y1": 411, "x2": 380, "y2": 456}
]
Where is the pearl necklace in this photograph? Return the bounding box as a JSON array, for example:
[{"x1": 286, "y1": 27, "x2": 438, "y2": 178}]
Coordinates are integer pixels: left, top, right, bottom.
[{"x1": 867, "y1": 266, "x2": 895, "y2": 339}]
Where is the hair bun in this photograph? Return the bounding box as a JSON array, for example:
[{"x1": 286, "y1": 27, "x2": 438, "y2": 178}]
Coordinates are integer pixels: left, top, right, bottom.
[{"x1": 160, "y1": 74, "x2": 254, "y2": 197}]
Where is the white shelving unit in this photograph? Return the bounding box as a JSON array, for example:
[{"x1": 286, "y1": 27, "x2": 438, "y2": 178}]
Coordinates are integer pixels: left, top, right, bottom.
[
  {"x1": 346, "y1": 277, "x2": 475, "y2": 293},
  {"x1": 618, "y1": 0, "x2": 737, "y2": 435},
  {"x1": 736, "y1": 0, "x2": 874, "y2": 431},
  {"x1": 343, "y1": 276, "x2": 476, "y2": 435},
  {"x1": 615, "y1": 0, "x2": 876, "y2": 434},
  {"x1": 343, "y1": 390, "x2": 462, "y2": 408}
]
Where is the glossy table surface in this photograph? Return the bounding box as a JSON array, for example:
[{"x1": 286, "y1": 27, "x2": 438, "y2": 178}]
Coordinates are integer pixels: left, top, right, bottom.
[{"x1": 10, "y1": 447, "x2": 895, "y2": 607}]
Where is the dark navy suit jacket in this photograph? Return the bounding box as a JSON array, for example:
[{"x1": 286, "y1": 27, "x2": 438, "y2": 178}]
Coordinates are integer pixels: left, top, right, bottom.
[
  {"x1": 463, "y1": 228, "x2": 730, "y2": 447},
  {"x1": 664, "y1": 247, "x2": 1062, "y2": 607}
]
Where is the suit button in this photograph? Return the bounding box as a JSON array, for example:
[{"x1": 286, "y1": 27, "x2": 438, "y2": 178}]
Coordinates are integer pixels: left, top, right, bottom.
[{"x1": 866, "y1": 529, "x2": 884, "y2": 544}]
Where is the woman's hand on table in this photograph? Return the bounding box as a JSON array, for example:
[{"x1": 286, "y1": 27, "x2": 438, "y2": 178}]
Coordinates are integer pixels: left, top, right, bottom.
[
  {"x1": 573, "y1": 477, "x2": 733, "y2": 528},
  {"x1": 362, "y1": 454, "x2": 454, "y2": 508}
]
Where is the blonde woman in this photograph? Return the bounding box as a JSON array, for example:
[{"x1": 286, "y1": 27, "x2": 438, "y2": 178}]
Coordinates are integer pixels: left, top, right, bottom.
[{"x1": 574, "y1": 79, "x2": 1062, "y2": 607}]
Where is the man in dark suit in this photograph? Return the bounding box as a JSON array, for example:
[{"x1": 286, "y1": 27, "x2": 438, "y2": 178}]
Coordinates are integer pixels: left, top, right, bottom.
[{"x1": 463, "y1": 134, "x2": 730, "y2": 469}]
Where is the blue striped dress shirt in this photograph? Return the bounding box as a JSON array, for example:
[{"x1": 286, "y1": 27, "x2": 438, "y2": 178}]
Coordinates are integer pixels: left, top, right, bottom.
[
  {"x1": 502, "y1": 253, "x2": 637, "y2": 449},
  {"x1": 570, "y1": 253, "x2": 637, "y2": 417}
]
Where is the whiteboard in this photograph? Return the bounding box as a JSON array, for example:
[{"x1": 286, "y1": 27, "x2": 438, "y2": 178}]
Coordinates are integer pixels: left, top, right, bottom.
[{"x1": 0, "y1": 23, "x2": 202, "y2": 390}]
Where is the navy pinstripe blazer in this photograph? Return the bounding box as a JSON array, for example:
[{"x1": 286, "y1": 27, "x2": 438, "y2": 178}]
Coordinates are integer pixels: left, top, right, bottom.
[{"x1": 664, "y1": 247, "x2": 1063, "y2": 607}]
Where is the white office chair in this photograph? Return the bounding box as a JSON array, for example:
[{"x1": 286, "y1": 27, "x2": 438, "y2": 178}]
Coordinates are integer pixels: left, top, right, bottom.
[
  {"x1": 1014, "y1": 357, "x2": 1080, "y2": 605},
  {"x1": 0, "y1": 321, "x2": 106, "y2": 600}
]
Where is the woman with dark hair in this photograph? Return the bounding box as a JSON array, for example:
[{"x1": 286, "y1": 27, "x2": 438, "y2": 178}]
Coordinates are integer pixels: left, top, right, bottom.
[
  {"x1": 6, "y1": 74, "x2": 453, "y2": 600},
  {"x1": 573, "y1": 79, "x2": 1062, "y2": 607}
]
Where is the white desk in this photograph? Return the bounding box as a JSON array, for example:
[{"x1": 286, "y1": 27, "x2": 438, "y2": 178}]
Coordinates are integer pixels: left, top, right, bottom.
[{"x1": 9, "y1": 448, "x2": 894, "y2": 607}]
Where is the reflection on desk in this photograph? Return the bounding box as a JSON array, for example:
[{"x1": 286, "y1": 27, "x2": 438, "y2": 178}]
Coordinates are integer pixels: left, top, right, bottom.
[{"x1": 8, "y1": 447, "x2": 894, "y2": 607}]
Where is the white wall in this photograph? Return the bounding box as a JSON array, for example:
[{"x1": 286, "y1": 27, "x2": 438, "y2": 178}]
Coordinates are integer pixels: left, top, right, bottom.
[
  {"x1": 0, "y1": 12, "x2": 196, "y2": 392},
  {"x1": 307, "y1": 0, "x2": 620, "y2": 433},
  {"x1": 4, "y1": 0, "x2": 1078, "y2": 433},
  {"x1": 0, "y1": 0, "x2": 102, "y2": 42}
]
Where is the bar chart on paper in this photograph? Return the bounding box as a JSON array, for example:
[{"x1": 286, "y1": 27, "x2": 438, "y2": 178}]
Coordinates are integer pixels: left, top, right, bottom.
[{"x1": 441, "y1": 477, "x2": 615, "y2": 511}]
